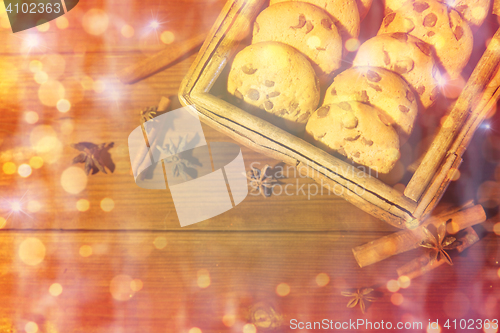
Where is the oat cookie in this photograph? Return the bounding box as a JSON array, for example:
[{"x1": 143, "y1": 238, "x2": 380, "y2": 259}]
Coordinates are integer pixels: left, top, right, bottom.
[
  {"x1": 253, "y1": 2, "x2": 343, "y2": 80},
  {"x1": 378, "y1": 0, "x2": 473, "y2": 78},
  {"x1": 305, "y1": 101, "x2": 400, "y2": 173},
  {"x1": 353, "y1": 33, "x2": 439, "y2": 109},
  {"x1": 449, "y1": 0, "x2": 491, "y2": 29},
  {"x1": 323, "y1": 67, "x2": 418, "y2": 137},
  {"x1": 269, "y1": 0, "x2": 360, "y2": 42},
  {"x1": 227, "y1": 42, "x2": 320, "y2": 132},
  {"x1": 384, "y1": 0, "x2": 490, "y2": 28},
  {"x1": 383, "y1": 0, "x2": 401, "y2": 14}
]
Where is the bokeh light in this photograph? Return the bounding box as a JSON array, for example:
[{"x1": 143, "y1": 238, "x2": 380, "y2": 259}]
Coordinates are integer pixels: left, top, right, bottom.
[
  {"x1": 222, "y1": 314, "x2": 236, "y2": 327},
  {"x1": 391, "y1": 293, "x2": 404, "y2": 305},
  {"x1": 3, "y1": 162, "x2": 16, "y2": 175},
  {"x1": 121, "y1": 25, "x2": 135, "y2": 38},
  {"x1": 81, "y1": 76, "x2": 94, "y2": 90},
  {"x1": 25, "y1": 321, "x2": 38, "y2": 333},
  {"x1": 243, "y1": 324, "x2": 257, "y2": 333},
  {"x1": 448, "y1": 168, "x2": 461, "y2": 181},
  {"x1": 153, "y1": 236, "x2": 167, "y2": 249},
  {"x1": 24, "y1": 111, "x2": 39, "y2": 124},
  {"x1": 160, "y1": 31, "x2": 175, "y2": 44},
  {"x1": 79, "y1": 245, "x2": 93, "y2": 257},
  {"x1": 387, "y1": 279, "x2": 400, "y2": 292},
  {"x1": 19, "y1": 237, "x2": 46, "y2": 266},
  {"x1": 49, "y1": 283, "x2": 63, "y2": 296},
  {"x1": 82, "y1": 9, "x2": 109, "y2": 36},
  {"x1": 61, "y1": 167, "x2": 88, "y2": 194},
  {"x1": 315, "y1": 273, "x2": 330, "y2": 287},
  {"x1": 393, "y1": 183, "x2": 406, "y2": 193},
  {"x1": 110, "y1": 274, "x2": 134, "y2": 301},
  {"x1": 100, "y1": 198, "x2": 115, "y2": 212},
  {"x1": 56, "y1": 17, "x2": 69, "y2": 29},
  {"x1": 29, "y1": 156, "x2": 44, "y2": 169},
  {"x1": 484, "y1": 324, "x2": 499, "y2": 333},
  {"x1": 398, "y1": 276, "x2": 411, "y2": 289},
  {"x1": 130, "y1": 279, "x2": 143, "y2": 292},
  {"x1": 427, "y1": 323, "x2": 442, "y2": 333},
  {"x1": 306, "y1": 36, "x2": 321, "y2": 49},
  {"x1": 345, "y1": 38, "x2": 360, "y2": 52},
  {"x1": 197, "y1": 269, "x2": 211, "y2": 288},
  {"x1": 276, "y1": 283, "x2": 290, "y2": 296},
  {"x1": 492, "y1": 223, "x2": 500, "y2": 236},
  {"x1": 76, "y1": 199, "x2": 90, "y2": 212},
  {"x1": 34, "y1": 71, "x2": 48, "y2": 84},
  {"x1": 0, "y1": 217, "x2": 6, "y2": 229},
  {"x1": 18, "y1": 164, "x2": 32, "y2": 178},
  {"x1": 56, "y1": 99, "x2": 71, "y2": 113},
  {"x1": 36, "y1": 21, "x2": 50, "y2": 32}
]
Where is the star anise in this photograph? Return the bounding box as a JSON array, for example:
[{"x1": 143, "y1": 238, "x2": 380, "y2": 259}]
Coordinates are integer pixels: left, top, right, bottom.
[
  {"x1": 157, "y1": 136, "x2": 196, "y2": 181},
  {"x1": 71, "y1": 142, "x2": 114, "y2": 175},
  {"x1": 419, "y1": 221, "x2": 462, "y2": 266},
  {"x1": 140, "y1": 103, "x2": 171, "y2": 124},
  {"x1": 245, "y1": 165, "x2": 277, "y2": 198},
  {"x1": 341, "y1": 287, "x2": 378, "y2": 314},
  {"x1": 140, "y1": 106, "x2": 158, "y2": 123}
]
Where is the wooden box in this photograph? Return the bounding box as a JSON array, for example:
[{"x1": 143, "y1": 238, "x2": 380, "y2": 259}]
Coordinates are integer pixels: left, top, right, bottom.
[{"x1": 179, "y1": 0, "x2": 500, "y2": 229}]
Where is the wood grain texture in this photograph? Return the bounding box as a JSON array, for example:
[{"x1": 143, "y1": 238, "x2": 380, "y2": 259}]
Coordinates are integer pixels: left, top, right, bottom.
[
  {"x1": 0, "y1": 231, "x2": 498, "y2": 333},
  {"x1": 1, "y1": 0, "x2": 499, "y2": 331},
  {"x1": 0, "y1": 51, "x2": 394, "y2": 231}
]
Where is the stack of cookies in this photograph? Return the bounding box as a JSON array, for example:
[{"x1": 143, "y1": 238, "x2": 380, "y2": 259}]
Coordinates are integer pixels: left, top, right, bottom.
[
  {"x1": 227, "y1": 0, "x2": 366, "y2": 133},
  {"x1": 228, "y1": 0, "x2": 486, "y2": 174}
]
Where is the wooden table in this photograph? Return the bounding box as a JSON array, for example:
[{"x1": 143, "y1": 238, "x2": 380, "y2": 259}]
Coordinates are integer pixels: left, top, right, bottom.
[{"x1": 1, "y1": 0, "x2": 499, "y2": 332}]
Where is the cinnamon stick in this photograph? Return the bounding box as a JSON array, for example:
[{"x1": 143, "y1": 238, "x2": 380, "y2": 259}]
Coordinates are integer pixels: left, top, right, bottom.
[
  {"x1": 413, "y1": 67, "x2": 500, "y2": 220},
  {"x1": 352, "y1": 204, "x2": 486, "y2": 268},
  {"x1": 131, "y1": 96, "x2": 171, "y2": 178},
  {"x1": 396, "y1": 227, "x2": 479, "y2": 279},
  {"x1": 405, "y1": 27, "x2": 500, "y2": 201},
  {"x1": 117, "y1": 33, "x2": 207, "y2": 84}
]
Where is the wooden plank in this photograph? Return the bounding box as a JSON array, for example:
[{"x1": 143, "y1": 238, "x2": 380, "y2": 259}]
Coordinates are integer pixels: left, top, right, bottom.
[
  {"x1": 0, "y1": 230, "x2": 497, "y2": 332},
  {"x1": 0, "y1": 0, "x2": 225, "y2": 55},
  {"x1": 0, "y1": 51, "x2": 397, "y2": 231}
]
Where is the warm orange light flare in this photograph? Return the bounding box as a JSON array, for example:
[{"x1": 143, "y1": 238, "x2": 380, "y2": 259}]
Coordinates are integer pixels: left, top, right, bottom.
[
  {"x1": 315, "y1": 273, "x2": 330, "y2": 287},
  {"x1": 276, "y1": 283, "x2": 290, "y2": 297}
]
